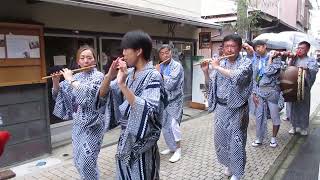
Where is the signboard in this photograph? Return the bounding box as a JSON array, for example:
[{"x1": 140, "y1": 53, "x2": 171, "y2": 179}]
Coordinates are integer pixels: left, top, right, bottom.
[
  {"x1": 6, "y1": 35, "x2": 40, "y2": 58},
  {"x1": 199, "y1": 32, "x2": 211, "y2": 49}
]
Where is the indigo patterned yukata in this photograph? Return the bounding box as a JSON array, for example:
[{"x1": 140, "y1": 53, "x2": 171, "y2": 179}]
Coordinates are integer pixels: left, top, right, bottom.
[
  {"x1": 288, "y1": 56, "x2": 318, "y2": 129},
  {"x1": 52, "y1": 68, "x2": 105, "y2": 180},
  {"x1": 160, "y1": 59, "x2": 184, "y2": 151},
  {"x1": 95, "y1": 62, "x2": 165, "y2": 180},
  {"x1": 251, "y1": 53, "x2": 282, "y2": 141},
  {"x1": 206, "y1": 55, "x2": 252, "y2": 177}
]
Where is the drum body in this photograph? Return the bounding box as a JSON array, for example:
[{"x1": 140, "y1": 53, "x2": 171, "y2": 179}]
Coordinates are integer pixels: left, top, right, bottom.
[{"x1": 280, "y1": 66, "x2": 305, "y2": 102}]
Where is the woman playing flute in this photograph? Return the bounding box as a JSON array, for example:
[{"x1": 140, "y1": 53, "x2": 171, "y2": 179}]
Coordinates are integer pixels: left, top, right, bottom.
[{"x1": 51, "y1": 45, "x2": 105, "y2": 179}]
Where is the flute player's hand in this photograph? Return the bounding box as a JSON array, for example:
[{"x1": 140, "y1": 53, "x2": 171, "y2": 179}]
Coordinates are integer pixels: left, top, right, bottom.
[
  {"x1": 117, "y1": 59, "x2": 128, "y2": 87},
  {"x1": 210, "y1": 57, "x2": 220, "y2": 70},
  {"x1": 200, "y1": 60, "x2": 209, "y2": 74},
  {"x1": 51, "y1": 71, "x2": 61, "y2": 91},
  {"x1": 61, "y1": 68, "x2": 74, "y2": 82},
  {"x1": 155, "y1": 64, "x2": 161, "y2": 73},
  {"x1": 107, "y1": 57, "x2": 121, "y2": 80}
]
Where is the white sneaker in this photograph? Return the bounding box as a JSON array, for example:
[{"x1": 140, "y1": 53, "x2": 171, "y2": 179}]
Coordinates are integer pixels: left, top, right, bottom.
[
  {"x1": 296, "y1": 127, "x2": 301, "y2": 133},
  {"x1": 230, "y1": 175, "x2": 240, "y2": 180},
  {"x1": 288, "y1": 128, "x2": 296, "y2": 134},
  {"x1": 224, "y1": 167, "x2": 232, "y2": 176},
  {"x1": 169, "y1": 148, "x2": 181, "y2": 163},
  {"x1": 251, "y1": 139, "x2": 262, "y2": 147},
  {"x1": 270, "y1": 137, "x2": 278, "y2": 148},
  {"x1": 160, "y1": 149, "x2": 173, "y2": 155},
  {"x1": 289, "y1": 127, "x2": 301, "y2": 134},
  {"x1": 300, "y1": 129, "x2": 308, "y2": 136}
]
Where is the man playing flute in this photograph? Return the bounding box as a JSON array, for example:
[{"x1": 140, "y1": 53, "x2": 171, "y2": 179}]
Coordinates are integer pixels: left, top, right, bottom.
[
  {"x1": 156, "y1": 44, "x2": 184, "y2": 163},
  {"x1": 95, "y1": 30, "x2": 166, "y2": 180},
  {"x1": 201, "y1": 34, "x2": 252, "y2": 180}
]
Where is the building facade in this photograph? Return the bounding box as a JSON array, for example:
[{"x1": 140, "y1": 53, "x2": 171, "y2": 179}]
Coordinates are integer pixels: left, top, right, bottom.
[
  {"x1": 200, "y1": 0, "x2": 313, "y2": 58},
  {"x1": 0, "y1": 0, "x2": 220, "y2": 167}
]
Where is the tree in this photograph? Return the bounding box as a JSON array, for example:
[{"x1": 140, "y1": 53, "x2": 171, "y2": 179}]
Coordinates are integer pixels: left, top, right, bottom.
[{"x1": 236, "y1": 0, "x2": 249, "y2": 39}]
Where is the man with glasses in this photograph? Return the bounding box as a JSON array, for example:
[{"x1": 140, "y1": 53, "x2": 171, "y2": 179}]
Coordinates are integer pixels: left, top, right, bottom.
[{"x1": 201, "y1": 34, "x2": 252, "y2": 180}]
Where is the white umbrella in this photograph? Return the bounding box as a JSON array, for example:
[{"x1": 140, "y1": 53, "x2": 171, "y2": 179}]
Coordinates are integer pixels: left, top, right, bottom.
[
  {"x1": 253, "y1": 33, "x2": 289, "y2": 50},
  {"x1": 278, "y1": 31, "x2": 320, "y2": 50}
]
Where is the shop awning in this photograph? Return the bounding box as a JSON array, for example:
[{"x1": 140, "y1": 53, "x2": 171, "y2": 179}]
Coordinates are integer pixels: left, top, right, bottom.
[{"x1": 39, "y1": 0, "x2": 221, "y2": 29}]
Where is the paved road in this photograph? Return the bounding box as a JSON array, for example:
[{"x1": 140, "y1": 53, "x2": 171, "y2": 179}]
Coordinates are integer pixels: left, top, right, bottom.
[{"x1": 12, "y1": 113, "x2": 293, "y2": 180}]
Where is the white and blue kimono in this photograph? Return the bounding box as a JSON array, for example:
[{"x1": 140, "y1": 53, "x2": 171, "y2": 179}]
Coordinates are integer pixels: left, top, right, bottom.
[
  {"x1": 287, "y1": 56, "x2": 318, "y2": 129},
  {"x1": 52, "y1": 68, "x2": 105, "y2": 180},
  {"x1": 95, "y1": 62, "x2": 166, "y2": 180},
  {"x1": 251, "y1": 53, "x2": 282, "y2": 141},
  {"x1": 206, "y1": 55, "x2": 252, "y2": 177},
  {"x1": 160, "y1": 59, "x2": 184, "y2": 151}
]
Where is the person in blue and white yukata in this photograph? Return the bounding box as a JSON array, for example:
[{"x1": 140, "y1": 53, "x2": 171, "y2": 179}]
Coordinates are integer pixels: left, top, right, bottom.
[
  {"x1": 95, "y1": 30, "x2": 166, "y2": 180},
  {"x1": 287, "y1": 41, "x2": 319, "y2": 136},
  {"x1": 155, "y1": 44, "x2": 184, "y2": 163},
  {"x1": 201, "y1": 34, "x2": 252, "y2": 180},
  {"x1": 51, "y1": 45, "x2": 105, "y2": 180},
  {"x1": 243, "y1": 40, "x2": 282, "y2": 148}
]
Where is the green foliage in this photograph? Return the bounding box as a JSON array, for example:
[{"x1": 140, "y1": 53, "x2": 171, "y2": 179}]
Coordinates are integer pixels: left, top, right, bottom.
[
  {"x1": 235, "y1": 0, "x2": 263, "y2": 38},
  {"x1": 236, "y1": 0, "x2": 248, "y2": 38}
]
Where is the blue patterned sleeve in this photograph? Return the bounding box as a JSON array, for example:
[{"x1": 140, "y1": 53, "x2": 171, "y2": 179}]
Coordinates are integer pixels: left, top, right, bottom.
[
  {"x1": 118, "y1": 71, "x2": 163, "y2": 160},
  {"x1": 305, "y1": 57, "x2": 319, "y2": 87},
  {"x1": 264, "y1": 57, "x2": 281, "y2": 76},
  {"x1": 127, "y1": 72, "x2": 162, "y2": 137},
  {"x1": 52, "y1": 81, "x2": 74, "y2": 120},
  {"x1": 228, "y1": 58, "x2": 253, "y2": 108},
  {"x1": 230, "y1": 58, "x2": 252, "y2": 88},
  {"x1": 72, "y1": 72, "x2": 104, "y2": 107},
  {"x1": 252, "y1": 80, "x2": 258, "y2": 94},
  {"x1": 207, "y1": 71, "x2": 217, "y2": 113},
  {"x1": 251, "y1": 59, "x2": 258, "y2": 94},
  {"x1": 95, "y1": 80, "x2": 122, "y2": 131},
  {"x1": 163, "y1": 64, "x2": 184, "y2": 91}
]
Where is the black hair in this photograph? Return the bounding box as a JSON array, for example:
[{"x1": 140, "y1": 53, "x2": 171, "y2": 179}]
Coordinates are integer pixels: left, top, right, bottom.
[
  {"x1": 253, "y1": 40, "x2": 267, "y2": 48},
  {"x1": 298, "y1": 41, "x2": 311, "y2": 49},
  {"x1": 121, "y1": 30, "x2": 153, "y2": 61},
  {"x1": 223, "y1": 34, "x2": 242, "y2": 48}
]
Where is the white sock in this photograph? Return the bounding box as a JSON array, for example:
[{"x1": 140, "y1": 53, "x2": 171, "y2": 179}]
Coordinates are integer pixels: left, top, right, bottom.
[
  {"x1": 255, "y1": 139, "x2": 261, "y2": 143},
  {"x1": 231, "y1": 175, "x2": 240, "y2": 180},
  {"x1": 271, "y1": 137, "x2": 276, "y2": 143}
]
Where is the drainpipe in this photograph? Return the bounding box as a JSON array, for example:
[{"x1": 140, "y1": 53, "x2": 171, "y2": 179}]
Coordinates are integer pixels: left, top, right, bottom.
[{"x1": 277, "y1": 0, "x2": 281, "y2": 19}]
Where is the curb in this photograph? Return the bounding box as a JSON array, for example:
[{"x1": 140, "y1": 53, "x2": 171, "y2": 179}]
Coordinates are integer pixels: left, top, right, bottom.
[{"x1": 263, "y1": 103, "x2": 320, "y2": 180}]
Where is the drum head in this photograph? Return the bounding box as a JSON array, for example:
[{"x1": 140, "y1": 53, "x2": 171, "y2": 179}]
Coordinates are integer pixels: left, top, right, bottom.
[{"x1": 280, "y1": 66, "x2": 298, "y2": 102}]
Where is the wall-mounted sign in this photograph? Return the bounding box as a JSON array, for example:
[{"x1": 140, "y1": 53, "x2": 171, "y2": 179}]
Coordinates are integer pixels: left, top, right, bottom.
[
  {"x1": 6, "y1": 34, "x2": 40, "y2": 58},
  {"x1": 199, "y1": 32, "x2": 211, "y2": 49}
]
